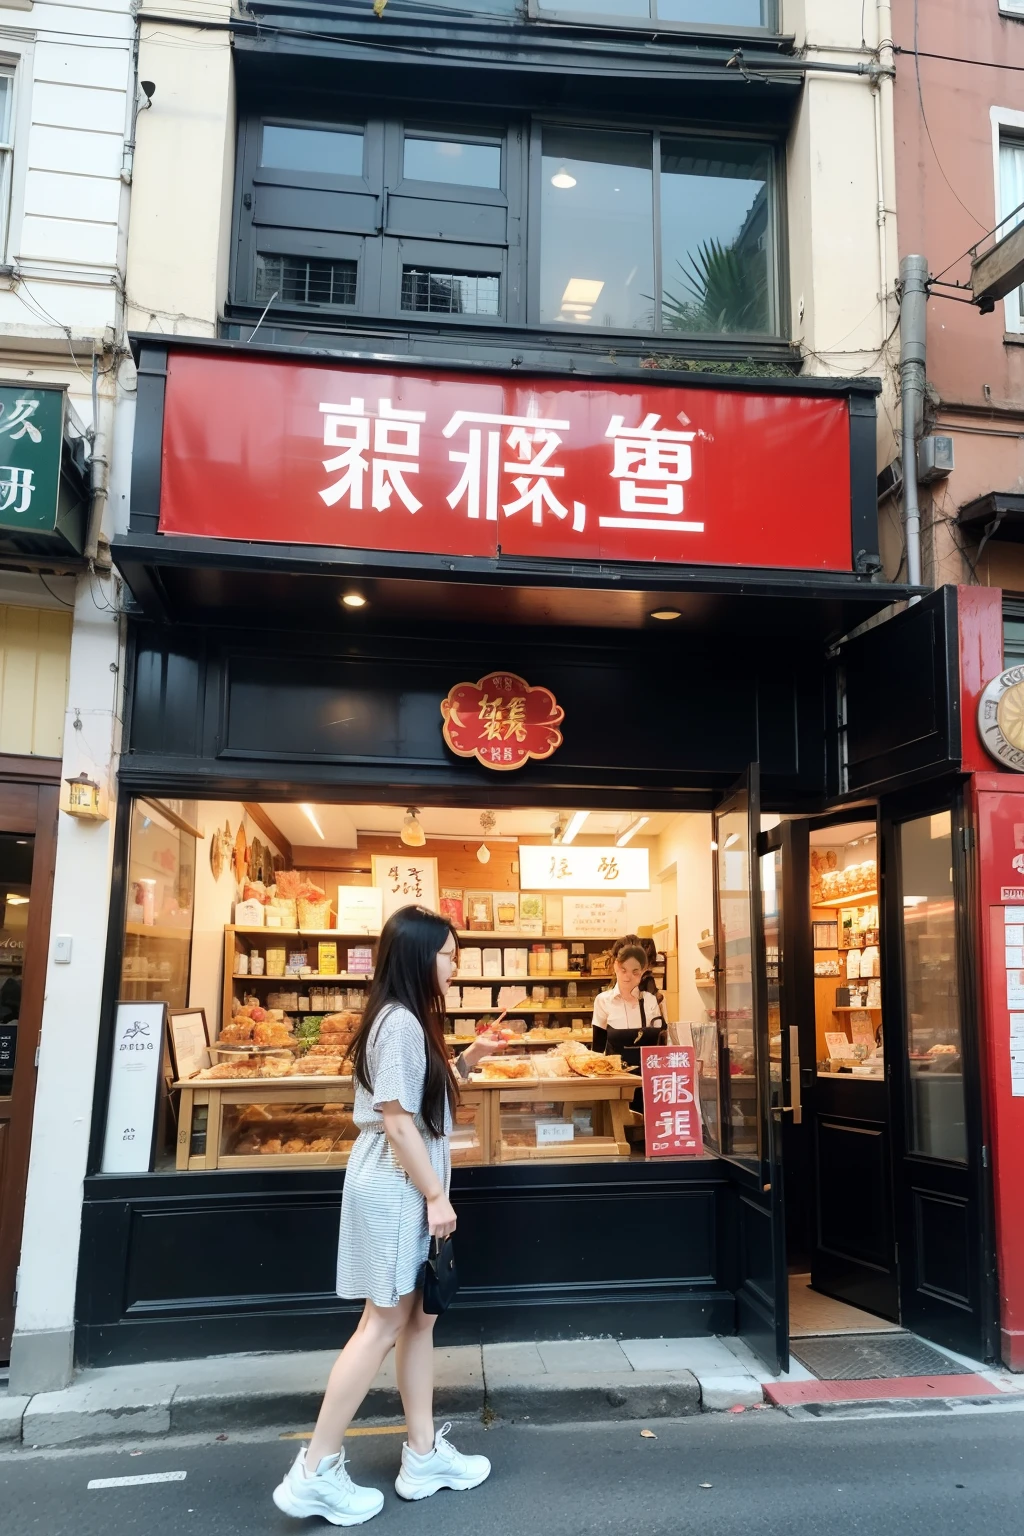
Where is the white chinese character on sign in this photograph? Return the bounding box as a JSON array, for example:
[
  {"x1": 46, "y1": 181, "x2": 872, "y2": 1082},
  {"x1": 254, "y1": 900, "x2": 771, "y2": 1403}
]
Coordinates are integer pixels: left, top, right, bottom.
[
  {"x1": 319, "y1": 397, "x2": 426, "y2": 513},
  {"x1": 0, "y1": 465, "x2": 34, "y2": 514},
  {"x1": 0, "y1": 397, "x2": 42, "y2": 444},
  {"x1": 602, "y1": 414, "x2": 702, "y2": 533},
  {"x1": 668, "y1": 1051, "x2": 690, "y2": 1068},
  {"x1": 655, "y1": 1109, "x2": 693, "y2": 1139},
  {"x1": 650, "y1": 1074, "x2": 678, "y2": 1105},
  {"x1": 443, "y1": 410, "x2": 586, "y2": 532}
]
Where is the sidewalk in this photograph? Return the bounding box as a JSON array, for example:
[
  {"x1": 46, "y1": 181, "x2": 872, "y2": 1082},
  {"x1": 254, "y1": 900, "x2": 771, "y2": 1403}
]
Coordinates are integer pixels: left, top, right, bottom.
[
  {"x1": 2, "y1": 1334, "x2": 1020, "y2": 1447},
  {"x1": 0, "y1": 1335, "x2": 782, "y2": 1447}
]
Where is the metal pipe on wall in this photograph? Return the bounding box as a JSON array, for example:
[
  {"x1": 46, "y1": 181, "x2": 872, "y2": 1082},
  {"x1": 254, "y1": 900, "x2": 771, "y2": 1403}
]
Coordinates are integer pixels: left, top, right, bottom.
[{"x1": 899, "y1": 254, "x2": 929, "y2": 597}]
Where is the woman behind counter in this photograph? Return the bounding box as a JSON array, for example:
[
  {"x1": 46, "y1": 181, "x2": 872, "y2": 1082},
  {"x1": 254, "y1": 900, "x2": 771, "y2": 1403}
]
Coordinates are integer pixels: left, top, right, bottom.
[{"x1": 591, "y1": 937, "x2": 666, "y2": 1057}]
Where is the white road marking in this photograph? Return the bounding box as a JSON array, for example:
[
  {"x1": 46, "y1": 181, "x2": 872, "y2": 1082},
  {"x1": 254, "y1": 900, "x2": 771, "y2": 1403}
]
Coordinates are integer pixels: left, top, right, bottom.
[{"x1": 88, "y1": 1471, "x2": 188, "y2": 1489}]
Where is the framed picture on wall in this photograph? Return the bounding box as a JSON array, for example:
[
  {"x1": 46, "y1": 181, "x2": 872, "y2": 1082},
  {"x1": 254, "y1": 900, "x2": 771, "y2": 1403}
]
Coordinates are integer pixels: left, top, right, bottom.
[
  {"x1": 101, "y1": 1002, "x2": 167, "y2": 1174},
  {"x1": 167, "y1": 1007, "x2": 210, "y2": 1083},
  {"x1": 372, "y1": 856, "x2": 440, "y2": 922},
  {"x1": 440, "y1": 888, "x2": 465, "y2": 928},
  {"x1": 466, "y1": 891, "x2": 494, "y2": 931}
]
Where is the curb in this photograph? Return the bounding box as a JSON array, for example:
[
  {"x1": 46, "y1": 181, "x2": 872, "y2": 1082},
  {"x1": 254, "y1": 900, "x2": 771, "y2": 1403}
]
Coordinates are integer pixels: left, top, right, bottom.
[{"x1": 6, "y1": 1370, "x2": 710, "y2": 1447}]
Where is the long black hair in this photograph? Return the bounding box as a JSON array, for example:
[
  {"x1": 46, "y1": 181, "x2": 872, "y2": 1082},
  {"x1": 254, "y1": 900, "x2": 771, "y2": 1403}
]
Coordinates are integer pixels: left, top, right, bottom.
[{"x1": 350, "y1": 905, "x2": 458, "y2": 1138}]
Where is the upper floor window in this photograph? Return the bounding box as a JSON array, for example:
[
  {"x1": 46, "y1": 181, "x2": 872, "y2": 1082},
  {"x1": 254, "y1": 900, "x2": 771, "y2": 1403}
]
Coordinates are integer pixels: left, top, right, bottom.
[
  {"x1": 531, "y1": 0, "x2": 777, "y2": 29},
  {"x1": 998, "y1": 133, "x2": 1024, "y2": 333},
  {"x1": 234, "y1": 109, "x2": 782, "y2": 340},
  {"x1": 541, "y1": 127, "x2": 777, "y2": 334},
  {"x1": 0, "y1": 67, "x2": 14, "y2": 259}
]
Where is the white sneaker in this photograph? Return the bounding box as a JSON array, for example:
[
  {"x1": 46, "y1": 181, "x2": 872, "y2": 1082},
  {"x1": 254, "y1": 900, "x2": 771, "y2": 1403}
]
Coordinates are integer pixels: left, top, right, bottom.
[
  {"x1": 395, "y1": 1422, "x2": 491, "y2": 1501},
  {"x1": 272, "y1": 1447, "x2": 384, "y2": 1526}
]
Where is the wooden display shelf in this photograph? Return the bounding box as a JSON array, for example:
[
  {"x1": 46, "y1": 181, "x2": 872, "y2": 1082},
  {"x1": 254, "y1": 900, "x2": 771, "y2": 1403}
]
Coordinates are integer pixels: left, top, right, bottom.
[
  {"x1": 478, "y1": 1077, "x2": 638, "y2": 1161},
  {"x1": 455, "y1": 973, "x2": 601, "y2": 983},
  {"x1": 229, "y1": 926, "x2": 364, "y2": 938},
  {"x1": 446, "y1": 1005, "x2": 592, "y2": 1015},
  {"x1": 812, "y1": 889, "x2": 878, "y2": 911},
  {"x1": 832, "y1": 1005, "x2": 882, "y2": 1013},
  {"x1": 697, "y1": 939, "x2": 716, "y2": 959},
  {"x1": 125, "y1": 920, "x2": 193, "y2": 941},
  {"x1": 233, "y1": 972, "x2": 372, "y2": 982},
  {"x1": 457, "y1": 930, "x2": 618, "y2": 942}
]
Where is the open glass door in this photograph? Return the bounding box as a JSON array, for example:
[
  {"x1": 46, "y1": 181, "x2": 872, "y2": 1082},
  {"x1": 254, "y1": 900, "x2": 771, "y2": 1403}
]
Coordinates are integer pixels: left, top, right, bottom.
[{"x1": 712, "y1": 767, "x2": 789, "y2": 1373}]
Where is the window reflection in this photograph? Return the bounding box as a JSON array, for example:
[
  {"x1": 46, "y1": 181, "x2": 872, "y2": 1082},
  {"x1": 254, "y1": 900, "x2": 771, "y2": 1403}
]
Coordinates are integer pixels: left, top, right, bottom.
[
  {"x1": 261, "y1": 125, "x2": 364, "y2": 177},
  {"x1": 540, "y1": 127, "x2": 654, "y2": 331},
  {"x1": 660, "y1": 138, "x2": 773, "y2": 335},
  {"x1": 403, "y1": 135, "x2": 502, "y2": 188},
  {"x1": 717, "y1": 809, "x2": 758, "y2": 1159},
  {"x1": 901, "y1": 811, "x2": 967, "y2": 1162},
  {"x1": 536, "y1": 0, "x2": 771, "y2": 21}
]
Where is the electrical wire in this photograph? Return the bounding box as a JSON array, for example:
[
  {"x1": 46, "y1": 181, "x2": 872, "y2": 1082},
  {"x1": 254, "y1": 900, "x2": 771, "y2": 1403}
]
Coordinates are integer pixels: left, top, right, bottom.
[
  {"x1": 910, "y1": 0, "x2": 986, "y2": 231},
  {"x1": 37, "y1": 573, "x2": 76, "y2": 608},
  {"x1": 895, "y1": 44, "x2": 1024, "y2": 74}
]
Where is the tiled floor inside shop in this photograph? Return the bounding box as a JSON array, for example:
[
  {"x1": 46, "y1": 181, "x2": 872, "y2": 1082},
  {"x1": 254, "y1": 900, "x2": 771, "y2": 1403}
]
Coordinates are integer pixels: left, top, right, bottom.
[{"x1": 788, "y1": 1273, "x2": 903, "y2": 1337}]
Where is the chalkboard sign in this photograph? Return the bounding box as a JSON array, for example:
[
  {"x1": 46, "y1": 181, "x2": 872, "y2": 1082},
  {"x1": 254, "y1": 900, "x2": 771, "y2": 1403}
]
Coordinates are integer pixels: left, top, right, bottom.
[{"x1": 0, "y1": 1023, "x2": 16, "y2": 1073}]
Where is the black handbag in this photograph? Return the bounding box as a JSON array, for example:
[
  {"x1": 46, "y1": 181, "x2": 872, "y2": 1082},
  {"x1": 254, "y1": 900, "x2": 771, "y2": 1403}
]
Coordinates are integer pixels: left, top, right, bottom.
[{"x1": 421, "y1": 1235, "x2": 459, "y2": 1315}]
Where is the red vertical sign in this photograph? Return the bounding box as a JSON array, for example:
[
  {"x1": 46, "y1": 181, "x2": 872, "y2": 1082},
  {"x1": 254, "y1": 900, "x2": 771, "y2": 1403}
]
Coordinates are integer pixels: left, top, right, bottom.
[{"x1": 641, "y1": 1045, "x2": 703, "y2": 1157}]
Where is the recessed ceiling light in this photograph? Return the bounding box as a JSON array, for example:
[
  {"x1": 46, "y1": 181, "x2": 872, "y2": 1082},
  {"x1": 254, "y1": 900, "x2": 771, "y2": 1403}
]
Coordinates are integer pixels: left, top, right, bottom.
[
  {"x1": 650, "y1": 609, "x2": 681, "y2": 621},
  {"x1": 341, "y1": 592, "x2": 367, "y2": 609},
  {"x1": 5, "y1": 893, "x2": 29, "y2": 905}
]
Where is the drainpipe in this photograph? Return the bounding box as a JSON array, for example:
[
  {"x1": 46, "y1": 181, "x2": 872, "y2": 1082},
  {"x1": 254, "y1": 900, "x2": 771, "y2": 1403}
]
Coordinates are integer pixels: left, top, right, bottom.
[
  {"x1": 899, "y1": 254, "x2": 929, "y2": 598},
  {"x1": 84, "y1": 350, "x2": 111, "y2": 566}
]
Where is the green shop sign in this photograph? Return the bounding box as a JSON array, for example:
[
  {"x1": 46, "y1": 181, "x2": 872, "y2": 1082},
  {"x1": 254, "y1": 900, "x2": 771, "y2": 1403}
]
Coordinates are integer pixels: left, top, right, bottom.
[
  {"x1": 0, "y1": 383, "x2": 88, "y2": 555},
  {"x1": 0, "y1": 385, "x2": 65, "y2": 533}
]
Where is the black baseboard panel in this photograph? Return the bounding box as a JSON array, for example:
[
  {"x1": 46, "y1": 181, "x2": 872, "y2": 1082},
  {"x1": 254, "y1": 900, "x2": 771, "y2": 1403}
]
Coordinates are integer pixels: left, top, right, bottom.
[{"x1": 76, "y1": 1159, "x2": 734, "y2": 1367}]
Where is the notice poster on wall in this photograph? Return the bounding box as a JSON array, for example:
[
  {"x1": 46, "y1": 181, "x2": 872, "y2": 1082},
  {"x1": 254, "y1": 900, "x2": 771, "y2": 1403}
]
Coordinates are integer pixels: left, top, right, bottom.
[
  {"x1": 101, "y1": 1002, "x2": 166, "y2": 1173},
  {"x1": 337, "y1": 885, "x2": 384, "y2": 935},
  {"x1": 372, "y1": 857, "x2": 440, "y2": 923},
  {"x1": 641, "y1": 1045, "x2": 703, "y2": 1157},
  {"x1": 561, "y1": 896, "x2": 628, "y2": 936}
]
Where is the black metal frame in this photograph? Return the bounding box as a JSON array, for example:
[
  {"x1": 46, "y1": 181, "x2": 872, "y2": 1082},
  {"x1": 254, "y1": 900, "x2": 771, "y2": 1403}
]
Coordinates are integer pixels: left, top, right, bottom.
[{"x1": 881, "y1": 780, "x2": 998, "y2": 1359}]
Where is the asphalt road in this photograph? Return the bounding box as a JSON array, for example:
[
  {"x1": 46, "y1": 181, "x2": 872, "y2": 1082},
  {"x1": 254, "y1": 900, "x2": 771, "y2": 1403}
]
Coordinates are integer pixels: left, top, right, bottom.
[{"x1": 4, "y1": 1408, "x2": 1024, "y2": 1536}]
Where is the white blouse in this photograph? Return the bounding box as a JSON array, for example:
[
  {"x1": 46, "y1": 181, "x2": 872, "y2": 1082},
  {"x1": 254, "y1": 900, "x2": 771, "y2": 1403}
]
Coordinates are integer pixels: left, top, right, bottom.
[{"x1": 592, "y1": 987, "x2": 663, "y2": 1035}]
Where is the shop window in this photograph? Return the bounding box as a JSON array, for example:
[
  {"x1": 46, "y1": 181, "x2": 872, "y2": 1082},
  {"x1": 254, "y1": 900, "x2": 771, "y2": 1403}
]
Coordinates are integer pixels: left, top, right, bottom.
[
  {"x1": 530, "y1": 0, "x2": 777, "y2": 30},
  {"x1": 899, "y1": 811, "x2": 967, "y2": 1163},
  {"x1": 400, "y1": 266, "x2": 501, "y2": 316},
  {"x1": 539, "y1": 125, "x2": 781, "y2": 337},
  {"x1": 256, "y1": 254, "x2": 357, "y2": 308},
  {"x1": 1004, "y1": 610, "x2": 1024, "y2": 666},
  {"x1": 120, "y1": 799, "x2": 198, "y2": 1013}
]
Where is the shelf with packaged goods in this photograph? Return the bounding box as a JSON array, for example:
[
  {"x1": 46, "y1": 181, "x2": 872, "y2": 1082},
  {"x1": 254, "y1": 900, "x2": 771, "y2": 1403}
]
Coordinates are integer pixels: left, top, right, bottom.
[
  {"x1": 233, "y1": 972, "x2": 372, "y2": 982},
  {"x1": 456, "y1": 973, "x2": 602, "y2": 983},
  {"x1": 812, "y1": 890, "x2": 878, "y2": 911},
  {"x1": 456, "y1": 931, "x2": 619, "y2": 943},
  {"x1": 446, "y1": 1005, "x2": 593, "y2": 1015}
]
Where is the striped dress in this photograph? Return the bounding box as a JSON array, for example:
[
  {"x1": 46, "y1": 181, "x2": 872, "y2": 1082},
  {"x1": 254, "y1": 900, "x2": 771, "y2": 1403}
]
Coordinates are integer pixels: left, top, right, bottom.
[{"x1": 336, "y1": 1004, "x2": 451, "y2": 1308}]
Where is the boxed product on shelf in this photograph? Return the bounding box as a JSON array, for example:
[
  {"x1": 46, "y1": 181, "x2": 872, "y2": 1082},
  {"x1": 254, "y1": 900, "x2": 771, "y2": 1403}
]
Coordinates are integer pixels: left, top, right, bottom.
[
  {"x1": 461, "y1": 986, "x2": 492, "y2": 1010},
  {"x1": 346, "y1": 947, "x2": 373, "y2": 975},
  {"x1": 495, "y1": 893, "x2": 520, "y2": 932},
  {"x1": 318, "y1": 942, "x2": 338, "y2": 975},
  {"x1": 458, "y1": 947, "x2": 482, "y2": 977},
  {"x1": 551, "y1": 945, "x2": 569, "y2": 973},
  {"x1": 529, "y1": 944, "x2": 551, "y2": 976},
  {"x1": 503, "y1": 947, "x2": 528, "y2": 977},
  {"x1": 448, "y1": 986, "x2": 461, "y2": 1008},
  {"x1": 498, "y1": 985, "x2": 528, "y2": 1008},
  {"x1": 482, "y1": 947, "x2": 502, "y2": 977},
  {"x1": 234, "y1": 899, "x2": 264, "y2": 926}
]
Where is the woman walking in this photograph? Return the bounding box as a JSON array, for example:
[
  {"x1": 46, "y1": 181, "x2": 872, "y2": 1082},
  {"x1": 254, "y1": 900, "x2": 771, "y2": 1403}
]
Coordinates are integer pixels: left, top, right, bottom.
[{"x1": 273, "y1": 904, "x2": 505, "y2": 1525}]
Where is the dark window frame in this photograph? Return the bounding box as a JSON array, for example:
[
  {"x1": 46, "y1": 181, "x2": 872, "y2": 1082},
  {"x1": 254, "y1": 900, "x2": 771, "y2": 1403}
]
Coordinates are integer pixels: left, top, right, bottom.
[
  {"x1": 527, "y1": 0, "x2": 780, "y2": 37},
  {"x1": 527, "y1": 117, "x2": 786, "y2": 341},
  {"x1": 231, "y1": 106, "x2": 785, "y2": 342}
]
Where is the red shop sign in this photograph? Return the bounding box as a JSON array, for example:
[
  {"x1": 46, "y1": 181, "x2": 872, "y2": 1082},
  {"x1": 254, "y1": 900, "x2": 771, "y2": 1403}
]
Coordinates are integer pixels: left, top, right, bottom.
[
  {"x1": 157, "y1": 351, "x2": 854, "y2": 571},
  {"x1": 641, "y1": 1045, "x2": 703, "y2": 1157},
  {"x1": 441, "y1": 671, "x2": 563, "y2": 771}
]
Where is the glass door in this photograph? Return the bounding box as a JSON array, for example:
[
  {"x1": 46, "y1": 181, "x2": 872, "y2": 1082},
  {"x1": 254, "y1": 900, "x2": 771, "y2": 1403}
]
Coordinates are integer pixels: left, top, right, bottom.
[
  {"x1": 712, "y1": 767, "x2": 788, "y2": 1372},
  {"x1": 886, "y1": 800, "x2": 990, "y2": 1357}
]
